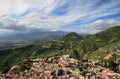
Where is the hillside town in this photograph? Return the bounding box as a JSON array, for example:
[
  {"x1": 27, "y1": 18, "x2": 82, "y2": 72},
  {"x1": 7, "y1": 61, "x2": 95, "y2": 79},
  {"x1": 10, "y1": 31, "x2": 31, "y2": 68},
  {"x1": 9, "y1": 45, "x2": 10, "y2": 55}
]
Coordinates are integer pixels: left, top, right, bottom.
[{"x1": 0, "y1": 54, "x2": 120, "y2": 79}]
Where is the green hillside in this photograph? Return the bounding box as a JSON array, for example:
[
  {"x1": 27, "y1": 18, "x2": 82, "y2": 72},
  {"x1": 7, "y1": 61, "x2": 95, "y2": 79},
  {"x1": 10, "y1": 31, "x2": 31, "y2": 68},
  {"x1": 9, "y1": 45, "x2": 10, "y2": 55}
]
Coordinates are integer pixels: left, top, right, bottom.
[
  {"x1": 0, "y1": 26, "x2": 120, "y2": 72},
  {"x1": 81, "y1": 26, "x2": 120, "y2": 59}
]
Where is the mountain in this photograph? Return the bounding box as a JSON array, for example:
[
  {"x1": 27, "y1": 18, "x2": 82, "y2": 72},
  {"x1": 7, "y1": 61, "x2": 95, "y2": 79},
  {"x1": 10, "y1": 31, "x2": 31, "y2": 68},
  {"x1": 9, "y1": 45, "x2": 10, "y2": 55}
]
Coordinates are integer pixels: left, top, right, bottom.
[
  {"x1": 0, "y1": 30, "x2": 68, "y2": 41},
  {"x1": 0, "y1": 31, "x2": 68, "y2": 49},
  {"x1": 0, "y1": 26, "x2": 120, "y2": 73},
  {"x1": 83, "y1": 26, "x2": 120, "y2": 59},
  {"x1": 63, "y1": 32, "x2": 80, "y2": 39},
  {"x1": 60, "y1": 26, "x2": 120, "y2": 60}
]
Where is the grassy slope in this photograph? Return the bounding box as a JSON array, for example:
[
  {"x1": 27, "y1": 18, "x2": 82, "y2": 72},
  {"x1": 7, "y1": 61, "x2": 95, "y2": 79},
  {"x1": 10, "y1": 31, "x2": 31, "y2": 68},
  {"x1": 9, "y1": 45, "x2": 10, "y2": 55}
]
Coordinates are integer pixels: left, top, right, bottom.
[{"x1": 78, "y1": 26, "x2": 120, "y2": 59}]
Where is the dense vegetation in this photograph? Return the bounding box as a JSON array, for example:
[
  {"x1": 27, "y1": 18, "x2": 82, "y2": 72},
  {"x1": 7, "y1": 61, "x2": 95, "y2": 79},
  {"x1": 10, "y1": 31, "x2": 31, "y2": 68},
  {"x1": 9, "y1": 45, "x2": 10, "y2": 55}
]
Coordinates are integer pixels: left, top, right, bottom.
[{"x1": 0, "y1": 26, "x2": 120, "y2": 72}]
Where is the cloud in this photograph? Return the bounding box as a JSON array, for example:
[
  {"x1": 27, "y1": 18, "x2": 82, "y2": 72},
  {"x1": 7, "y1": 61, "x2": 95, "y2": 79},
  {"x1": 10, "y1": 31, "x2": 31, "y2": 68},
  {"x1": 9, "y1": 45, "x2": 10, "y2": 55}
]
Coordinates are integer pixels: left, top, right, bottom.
[
  {"x1": 0, "y1": 16, "x2": 27, "y2": 32},
  {"x1": 87, "y1": 20, "x2": 120, "y2": 30},
  {"x1": 83, "y1": 20, "x2": 120, "y2": 33},
  {"x1": 62, "y1": 20, "x2": 120, "y2": 34},
  {"x1": 0, "y1": 0, "x2": 29, "y2": 16},
  {"x1": 0, "y1": 0, "x2": 120, "y2": 35},
  {"x1": 0, "y1": 29, "x2": 15, "y2": 36}
]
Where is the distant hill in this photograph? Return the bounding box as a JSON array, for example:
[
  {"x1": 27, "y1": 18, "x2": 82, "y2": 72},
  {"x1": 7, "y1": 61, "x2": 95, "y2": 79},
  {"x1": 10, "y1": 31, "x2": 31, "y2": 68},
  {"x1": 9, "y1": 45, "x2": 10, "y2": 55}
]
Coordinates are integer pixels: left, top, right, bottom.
[
  {"x1": 0, "y1": 30, "x2": 68, "y2": 41},
  {"x1": 0, "y1": 26, "x2": 120, "y2": 73},
  {"x1": 0, "y1": 31, "x2": 68, "y2": 49},
  {"x1": 63, "y1": 32, "x2": 80, "y2": 39},
  {"x1": 61, "y1": 32, "x2": 82, "y2": 40}
]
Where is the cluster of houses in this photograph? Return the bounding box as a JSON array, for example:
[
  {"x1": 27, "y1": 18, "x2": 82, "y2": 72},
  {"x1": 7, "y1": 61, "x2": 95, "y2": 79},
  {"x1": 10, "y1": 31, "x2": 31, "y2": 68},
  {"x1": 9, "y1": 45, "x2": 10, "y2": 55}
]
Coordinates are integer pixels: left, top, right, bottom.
[
  {"x1": 103, "y1": 53, "x2": 120, "y2": 72},
  {"x1": 0, "y1": 55, "x2": 83, "y2": 79},
  {"x1": 0, "y1": 54, "x2": 120, "y2": 79}
]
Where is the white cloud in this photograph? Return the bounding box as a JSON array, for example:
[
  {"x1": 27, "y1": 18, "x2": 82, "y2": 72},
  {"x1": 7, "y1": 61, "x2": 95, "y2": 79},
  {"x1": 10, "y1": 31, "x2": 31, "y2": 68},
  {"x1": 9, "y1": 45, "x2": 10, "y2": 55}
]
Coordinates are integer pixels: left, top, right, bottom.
[
  {"x1": 63, "y1": 20, "x2": 120, "y2": 34},
  {"x1": 0, "y1": 29, "x2": 15, "y2": 36},
  {"x1": 0, "y1": 0, "x2": 120, "y2": 35},
  {"x1": 0, "y1": 0, "x2": 29, "y2": 16},
  {"x1": 87, "y1": 20, "x2": 120, "y2": 29},
  {"x1": 0, "y1": 16, "x2": 27, "y2": 31},
  {"x1": 84, "y1": 20, "x2": 120, "y2": 33}
]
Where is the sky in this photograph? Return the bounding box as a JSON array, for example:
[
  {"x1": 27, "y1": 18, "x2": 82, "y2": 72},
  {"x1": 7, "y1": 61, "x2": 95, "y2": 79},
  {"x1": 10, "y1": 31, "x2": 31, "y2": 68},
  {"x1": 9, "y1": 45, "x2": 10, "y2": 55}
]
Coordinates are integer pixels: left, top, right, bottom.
[{"x1": 0, "y1": 0, "x2": 120, "y2": 36}]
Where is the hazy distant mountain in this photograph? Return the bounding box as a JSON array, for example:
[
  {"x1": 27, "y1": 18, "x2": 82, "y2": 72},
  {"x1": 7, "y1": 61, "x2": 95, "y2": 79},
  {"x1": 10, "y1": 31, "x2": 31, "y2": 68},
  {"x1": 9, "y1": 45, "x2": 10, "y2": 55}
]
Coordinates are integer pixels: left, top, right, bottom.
[
  {"x1": 0, "y1": 30, "x2": 68, "y2": 49},
  {"x1": 0, "y1": 30, "x2": 68, "y2": 41}
]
